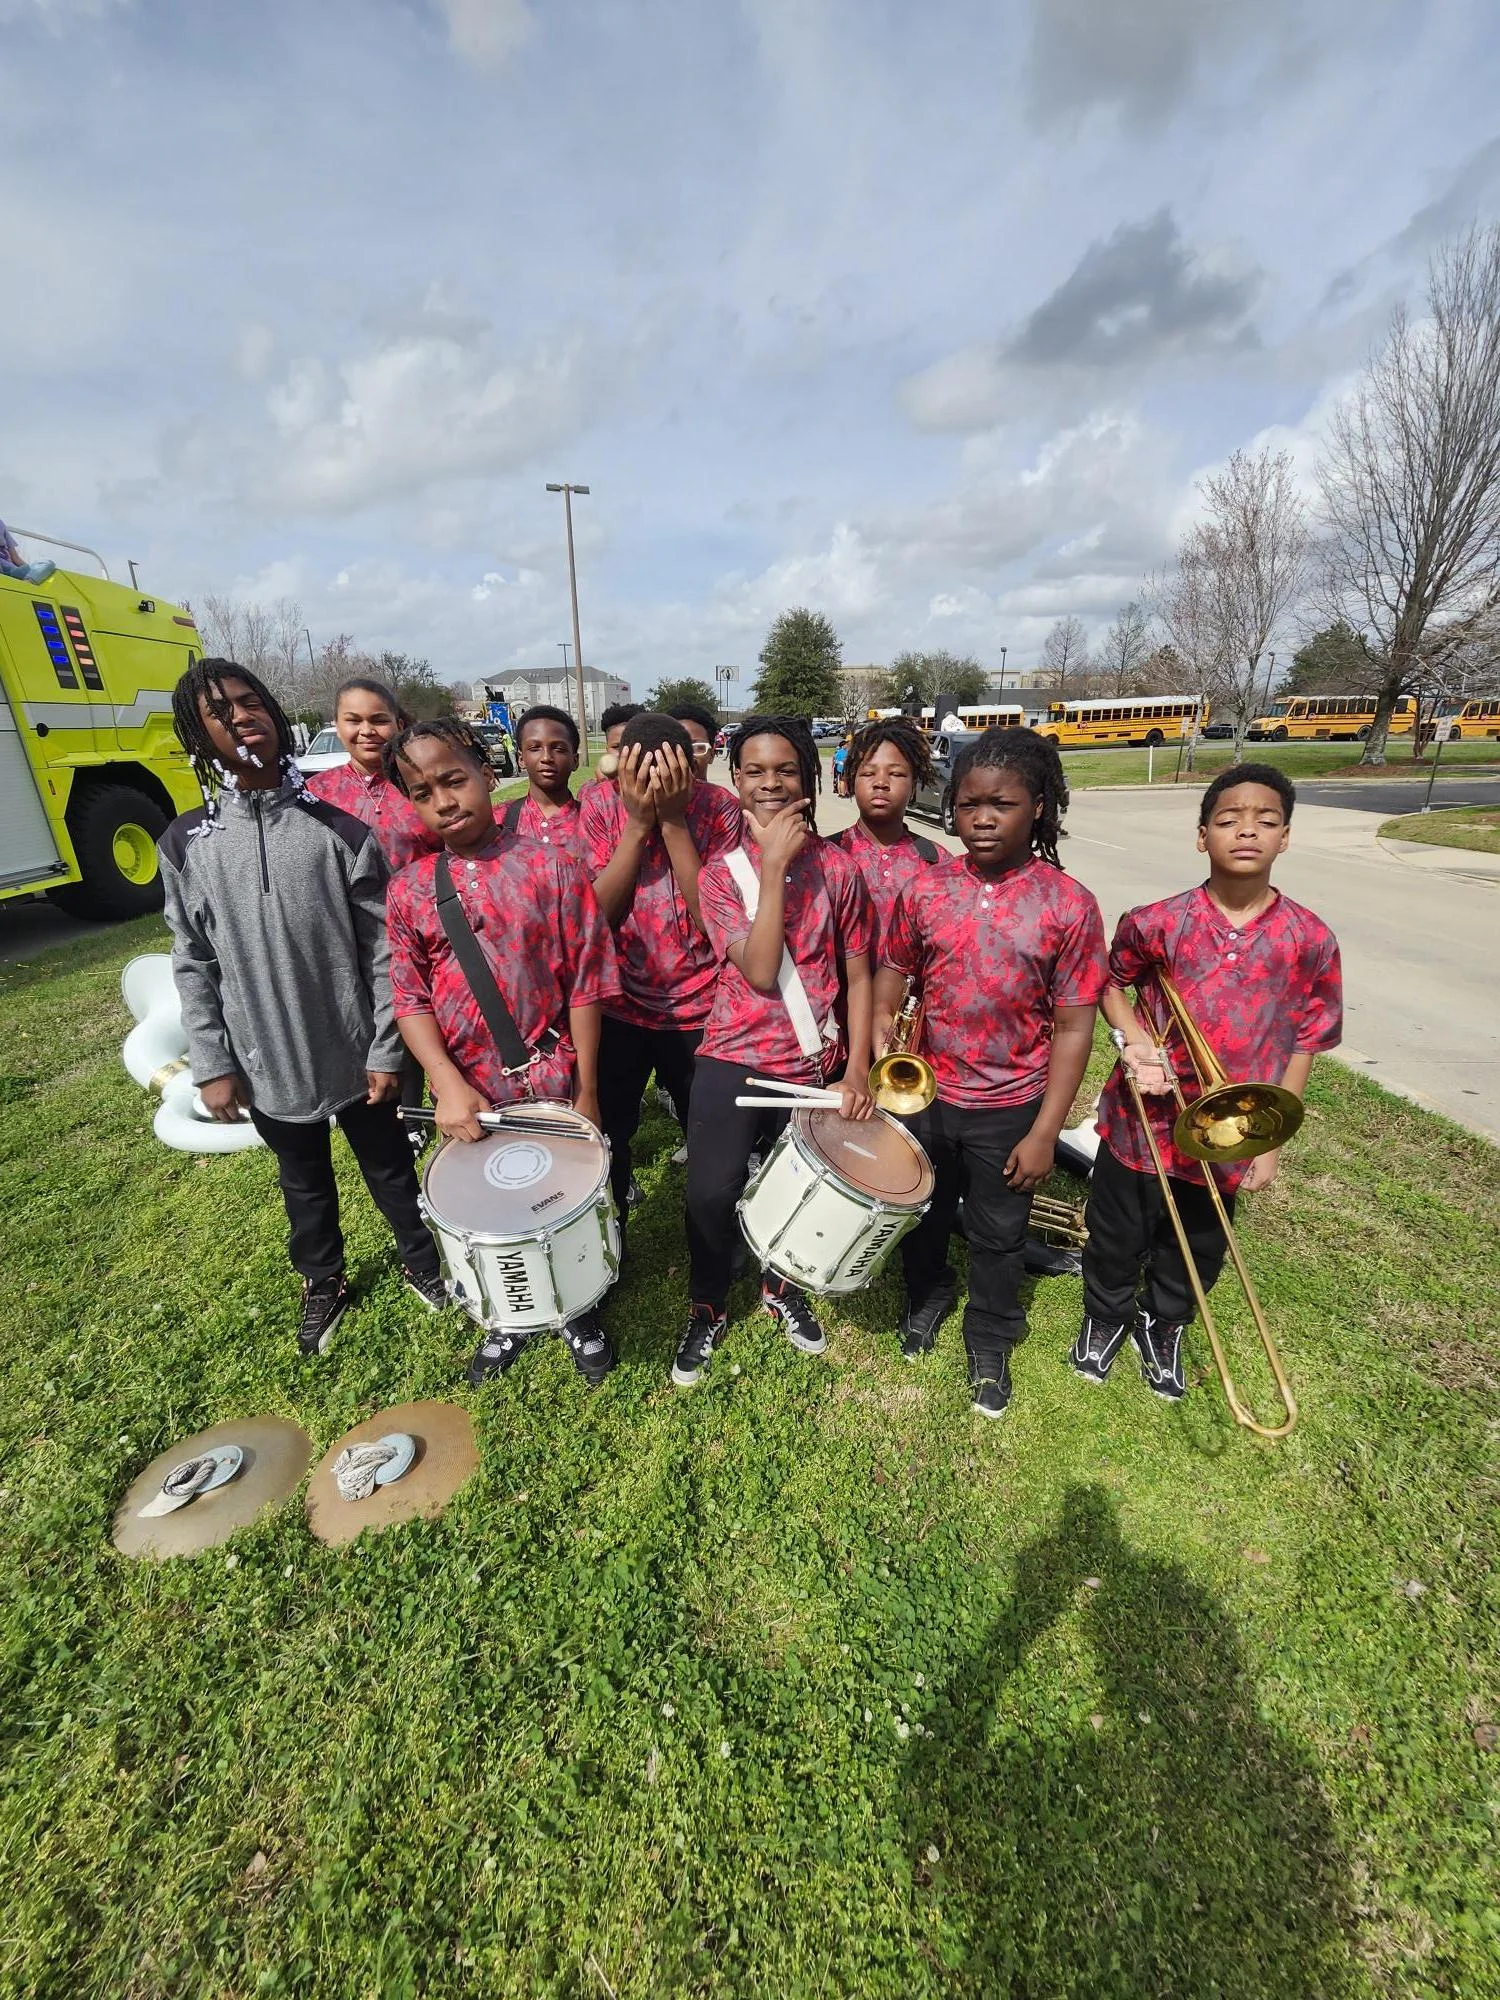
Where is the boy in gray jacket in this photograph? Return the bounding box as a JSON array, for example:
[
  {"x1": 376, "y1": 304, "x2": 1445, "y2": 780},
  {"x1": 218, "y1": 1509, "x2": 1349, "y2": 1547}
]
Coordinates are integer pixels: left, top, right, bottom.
[{"x1": 159, "y1": 659, "x2": 446, "y2": 1354}]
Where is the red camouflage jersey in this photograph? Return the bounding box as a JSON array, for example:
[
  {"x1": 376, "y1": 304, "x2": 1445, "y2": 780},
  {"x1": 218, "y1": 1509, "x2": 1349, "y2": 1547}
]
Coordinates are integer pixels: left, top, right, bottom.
[
  {"x1": 828, "y1": 820, "x2": 943, "y2": 956},
  {"x1": 579, "y1": 781, "x2": 743, "y2": 1029},
  {"x1": 883, "y1": 854, "x2": 1108, "y2": 1109},
  {"x1": 1095, "y1": 885, "x2": 1342, "y2": 1190},
  {"x1": 509, "y1": 793, "x2": 582, "y2": 857},
  {"x1": 305, "y1": 761, "x2": 443, "y2": 873},
  {"x1": 386, "y1": 834, "x2": 620, "y2": 1106},
  {"x1": 697, "y1": 830, "x2": 873, "y2": 1084}
]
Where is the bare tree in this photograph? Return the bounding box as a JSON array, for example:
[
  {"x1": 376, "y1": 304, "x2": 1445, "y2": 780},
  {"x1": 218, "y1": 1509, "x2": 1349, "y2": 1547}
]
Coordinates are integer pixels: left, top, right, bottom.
[
  {"x1": 1318, "y1": 227, "x2": 1500, "y2": 764},
  {"x1": 1149, "y1": 546, "x2": 1232, "y2": 770},
  {"x1": 1096, "y1": 600, "x2": 1151, "y2": 695},
  {"x1": 1038, "y1": 615, "x2": 1089, "y2": 699},
  {"x1": 196, "y1": 594, "x2": 305, "y2": 713},
  {"x1": 1174, "y1": 447, "x2": 1308, "y2": 756}
]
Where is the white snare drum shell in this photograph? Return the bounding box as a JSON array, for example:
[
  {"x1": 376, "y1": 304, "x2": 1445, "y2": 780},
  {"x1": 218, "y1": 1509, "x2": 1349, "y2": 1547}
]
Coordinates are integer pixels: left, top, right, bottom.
[{"x1": 738, "y1": 1108, "x2": 932, "y2": 1295}]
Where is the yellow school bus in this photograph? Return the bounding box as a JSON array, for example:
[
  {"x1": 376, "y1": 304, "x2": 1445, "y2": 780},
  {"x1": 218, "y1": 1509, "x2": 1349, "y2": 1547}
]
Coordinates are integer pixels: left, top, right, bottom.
[
  {"x1": 865, "y1": 703, "x2": 1024, "y2": 732},
  {"x1": 1447, "y1": 697, "x2": 1500, "y2": 740},
  {"x1": 1, "y1": 535, "x2": 204, "y2": 918},
  {"x1": 1247, "y1": 694, "x2": 1417, "y2": 742},
  {"x1": 1036, "y1": 694, "x2": 1206, "y2": 749}
]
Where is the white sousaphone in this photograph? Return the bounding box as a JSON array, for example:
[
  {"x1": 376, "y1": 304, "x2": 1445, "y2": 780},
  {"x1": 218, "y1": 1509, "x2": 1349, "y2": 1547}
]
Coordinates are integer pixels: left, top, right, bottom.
[{"x1": 120, "y1": 954, "x2": 263, "y2": 1155}]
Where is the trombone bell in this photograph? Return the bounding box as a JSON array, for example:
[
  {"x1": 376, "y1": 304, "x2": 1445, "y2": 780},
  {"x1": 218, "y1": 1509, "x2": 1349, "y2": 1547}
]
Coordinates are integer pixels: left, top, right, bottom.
[
  {"x1": 870, "y1": 978, "x2": 937, "y2": 1116},
  {"x1": 1175, "y1": 1081, "x2": 1304, "y2": 1163}
]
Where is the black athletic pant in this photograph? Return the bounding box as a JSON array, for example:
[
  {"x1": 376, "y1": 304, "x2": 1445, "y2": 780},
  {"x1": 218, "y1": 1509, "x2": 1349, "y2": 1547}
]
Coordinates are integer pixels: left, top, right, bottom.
[
  {"x1": 597, "y1": 1014, "x2": 701, "y2": 1221},
  {"x1": 249, "y1": 1095, "x2": 441, "y2": 1286},
  {"x1": 685, "y1": 1054, "x2": 793, "y2": 1312},
  {"x1": 1081, "y1": 1142, "x2": 1235, "y2": 1327},
  {"x1": 900, "y1": 1096, "x2": 1043, "y2": 1369}
]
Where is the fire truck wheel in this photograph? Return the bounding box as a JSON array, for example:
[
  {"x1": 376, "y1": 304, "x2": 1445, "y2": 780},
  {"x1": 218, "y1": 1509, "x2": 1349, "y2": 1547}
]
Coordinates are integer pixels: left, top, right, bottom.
[{"x1": 48, "y1": 784, "x2": 169, "y2": 920}]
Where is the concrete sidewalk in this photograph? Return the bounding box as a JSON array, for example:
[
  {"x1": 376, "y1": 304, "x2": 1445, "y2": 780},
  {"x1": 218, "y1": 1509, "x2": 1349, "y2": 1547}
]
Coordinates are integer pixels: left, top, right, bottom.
[{"x1": 815, "y1": 780, "x2": 1500, "y2": 1147}]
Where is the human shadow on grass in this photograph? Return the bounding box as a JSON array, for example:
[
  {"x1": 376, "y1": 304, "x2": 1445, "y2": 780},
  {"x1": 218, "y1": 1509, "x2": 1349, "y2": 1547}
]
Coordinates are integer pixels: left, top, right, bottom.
[{"x1": 900, "y1": 1485, "x2": 1357, "y2": 1999}]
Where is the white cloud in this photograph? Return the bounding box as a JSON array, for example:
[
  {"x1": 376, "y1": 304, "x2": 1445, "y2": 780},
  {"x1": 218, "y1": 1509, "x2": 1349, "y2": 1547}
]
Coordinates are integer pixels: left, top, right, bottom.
[{"x1": 434, "y1": 0, "x2": 534, "y2": 68}]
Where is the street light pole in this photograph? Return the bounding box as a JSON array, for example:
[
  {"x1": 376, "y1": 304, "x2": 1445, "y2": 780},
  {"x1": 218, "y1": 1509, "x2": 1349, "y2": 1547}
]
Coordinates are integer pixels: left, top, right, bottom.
[
  {"x1": 715, "y1": 664, "x2": 738, "y2": 717},
  {"x1": 998, "y1": 644, "x2": 1008, "y2": 693},
  {"x1": 558, "y1": 640, "x2": 571, "y2": 688},
  {"x1": 546, "y1": 482, "x2": 591, "y2": 743}
]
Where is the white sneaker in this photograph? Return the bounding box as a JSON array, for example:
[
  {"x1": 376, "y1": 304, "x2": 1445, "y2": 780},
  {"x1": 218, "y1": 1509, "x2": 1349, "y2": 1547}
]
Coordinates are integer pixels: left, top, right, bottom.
[{"x1": 671, "y1": 1143, "x2": 688, "y2": 1166}]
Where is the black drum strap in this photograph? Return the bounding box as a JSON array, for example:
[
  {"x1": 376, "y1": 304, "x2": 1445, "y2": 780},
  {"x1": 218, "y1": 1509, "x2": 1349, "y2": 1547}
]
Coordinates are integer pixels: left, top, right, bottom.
[{"x1": 434, "y1": 852, "x2": 551, "y2": 1073}]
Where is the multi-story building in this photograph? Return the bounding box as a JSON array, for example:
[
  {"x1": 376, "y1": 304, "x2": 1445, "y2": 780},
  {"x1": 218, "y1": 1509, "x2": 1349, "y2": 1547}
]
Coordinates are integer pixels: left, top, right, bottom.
[{"x1": 469, "y1": 665, "x2": 631, "y2": 732}]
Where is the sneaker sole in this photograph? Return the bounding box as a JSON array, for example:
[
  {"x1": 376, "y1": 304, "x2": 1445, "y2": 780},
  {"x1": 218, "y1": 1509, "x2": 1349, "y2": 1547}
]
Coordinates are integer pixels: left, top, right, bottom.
[
  {"x1": 670, "y1": 1365, "x2": 707, "y2": 1388},
  {"x1": 1067, "y1": 1359, "x2": 1112, "y2": 1384},
  {"x1": 971, "y1": 1398, "x2": 1011, "y2": 1419},
  {"x1": 1144, "y1": 1380, "x2": 1185, "y2": 1402},
  {"x1": 404, "y1": 1278, "x2": 449, "y2": 1314},
  {"x1": 901, "y1": 1344, "x2": 933, "y2": 1363},
  {"x1": 298, "y1": 1301, "x2": 347, "y2": 1357},
  {"x1": 763, "y1": 1302, "x2": 827, "y2": 1355}
]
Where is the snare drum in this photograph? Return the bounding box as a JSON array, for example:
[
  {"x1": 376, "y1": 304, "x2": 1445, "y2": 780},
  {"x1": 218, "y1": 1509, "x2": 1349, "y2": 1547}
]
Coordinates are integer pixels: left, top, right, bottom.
[
  {"x1": 738, "y1": 1107, "x2": 934, "y2": 1294},
  {"x1": 420, "y1": 1104, "x2": 619, "y2": 1332}
]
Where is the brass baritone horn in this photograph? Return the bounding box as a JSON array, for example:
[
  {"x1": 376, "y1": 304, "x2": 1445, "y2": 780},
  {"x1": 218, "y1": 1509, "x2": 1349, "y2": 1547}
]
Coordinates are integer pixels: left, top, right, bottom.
[
  {"x1": 869, "y1": 977, "x2": 937, "y2": 1117},
  {"x1": 1120, "y1": 972, "x2": 1301, "y2": 1439}
]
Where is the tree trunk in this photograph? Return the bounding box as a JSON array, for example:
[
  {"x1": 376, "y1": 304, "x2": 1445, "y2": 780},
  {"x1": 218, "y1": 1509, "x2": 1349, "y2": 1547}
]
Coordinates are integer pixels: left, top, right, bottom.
[{"x1": 1360, "y1": 676, "x2": 1401, "y2": 766}]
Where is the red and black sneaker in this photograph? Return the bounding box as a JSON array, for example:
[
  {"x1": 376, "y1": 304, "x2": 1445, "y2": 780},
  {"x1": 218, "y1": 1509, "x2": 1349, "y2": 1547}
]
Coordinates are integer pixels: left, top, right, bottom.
[{"x1": 297, "y1": 1274, "x2": 349, "y2": 1357}]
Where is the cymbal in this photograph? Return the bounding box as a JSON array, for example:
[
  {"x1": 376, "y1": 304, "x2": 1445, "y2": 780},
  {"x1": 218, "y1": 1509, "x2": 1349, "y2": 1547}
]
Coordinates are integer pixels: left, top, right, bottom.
[
  {"x1": 304, "y1": 1401, "x2": 478, "y2": 1547},
  {"x1": 112, "y1": 1415, "x2": 312, "y2": 1561}
]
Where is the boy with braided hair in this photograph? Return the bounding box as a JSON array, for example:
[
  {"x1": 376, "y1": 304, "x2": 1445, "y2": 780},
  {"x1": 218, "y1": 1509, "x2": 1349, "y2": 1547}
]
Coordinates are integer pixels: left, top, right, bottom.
[
  {"x1": 827, "y1": 717, "x2": 943, "y2": 952},
  {"x1": 382, "y1": 717, "x2": 622, "y2": 1388},
  {"x1": 159, "y1": 659, "x2": 446, "y2": 1358},
  {"x1": 674, "y1": 715, "x2": 875, "y2": 1387},
  {"x1": 875, "y1": 727, "x2": 1106, "y2": 1417}
]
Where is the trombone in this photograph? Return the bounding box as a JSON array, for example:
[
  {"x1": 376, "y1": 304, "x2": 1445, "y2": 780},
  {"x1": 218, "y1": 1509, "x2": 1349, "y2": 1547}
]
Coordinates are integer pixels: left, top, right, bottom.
[
  {"x1": 872, "y1": 979, "x2": 1088, "y2": 1242},
  {"x1": 1118, "y1": 973, "x2": 1301, "y2": 1439},
  {"x1": 869, "y1": 977, "x2": 938, "y2": 1116}
]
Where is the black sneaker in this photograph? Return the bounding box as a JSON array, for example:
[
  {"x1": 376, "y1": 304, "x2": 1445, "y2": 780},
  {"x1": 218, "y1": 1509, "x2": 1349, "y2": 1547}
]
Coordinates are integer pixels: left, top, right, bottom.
[
  {"x1": 627, "y1": 1175, "x2": 644, "y2": 1210},
  {"x1": 466, "y1": 1327, "x2": 531, "y2": 1387},
  {"x1": 403, "y1": 1266, "x2": 451, "y2": 1313},
  {"x1": 1068, "y1": 1314, "x2": 1129, "y2": 1384},
  {"x1": 762, "y1": 1281, "x2": 827, "y2": 1355},
  {"x1": 298, "y1": 1275, "x2": 348, "y2": 1357},
  {"x1": 561, "y1": 1313, "x2": 616, "y2": 1387},
  {"x1": 899, "y1": 1274, "x2": 958, "y2": 1360},
  {"x1": 1133, "y1": 1311, "x2": 1187, "y2": 1401},
  {"x1": 672, "y1": 1304, "x2": 726, "y2": 1388},
  {"x1": 971, "y1": 1353, "x2": 1013, "y2": 1419}
]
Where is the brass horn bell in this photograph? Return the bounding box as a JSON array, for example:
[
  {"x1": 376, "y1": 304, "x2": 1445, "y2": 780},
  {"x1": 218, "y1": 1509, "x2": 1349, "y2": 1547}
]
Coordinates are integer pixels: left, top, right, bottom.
[{"x1": 869, "y1": 978, "x2": 937, "y2": 1117}]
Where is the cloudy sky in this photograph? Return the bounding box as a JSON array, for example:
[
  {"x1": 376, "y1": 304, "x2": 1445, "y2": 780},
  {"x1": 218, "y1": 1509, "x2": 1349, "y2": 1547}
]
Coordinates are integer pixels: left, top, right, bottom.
[{"x1": 4, "y1": 0, "x2": 1499, "y2": 691}]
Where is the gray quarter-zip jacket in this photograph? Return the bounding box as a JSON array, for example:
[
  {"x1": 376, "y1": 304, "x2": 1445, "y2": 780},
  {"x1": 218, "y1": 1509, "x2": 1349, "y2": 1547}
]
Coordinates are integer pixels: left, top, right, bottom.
[{"x1": 158, "y1": 778, "x2": 405, "y2": 1122}]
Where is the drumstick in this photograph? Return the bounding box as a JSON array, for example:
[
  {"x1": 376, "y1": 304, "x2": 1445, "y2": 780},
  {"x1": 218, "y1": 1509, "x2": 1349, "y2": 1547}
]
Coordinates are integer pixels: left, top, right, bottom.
[
  {"x1": 399, "y1": 1107, "x2": 584, "y2": 1138},
  {"x1": 735, "y1": 1093, "x2": 844, "y2": 1109},
  {"x1": 743, "y1": 1075, "x2": 842, "y2": 1102}
]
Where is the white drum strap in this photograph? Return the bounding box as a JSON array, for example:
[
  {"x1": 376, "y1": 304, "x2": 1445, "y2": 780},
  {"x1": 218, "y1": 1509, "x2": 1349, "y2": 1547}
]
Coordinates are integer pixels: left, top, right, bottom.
[{"x1": 725, "y1": 847, "x2": 827, "y2": 1061}]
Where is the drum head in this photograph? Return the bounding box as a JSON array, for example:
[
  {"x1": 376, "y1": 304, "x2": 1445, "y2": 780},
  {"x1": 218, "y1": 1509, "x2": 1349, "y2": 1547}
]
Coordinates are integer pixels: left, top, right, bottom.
[
  {"x1": 423, "y1": 1105, "x2": 607, "y2": 1238},
  {"x1": 796, "y1": 1107, "x2": 934, "y2": 1208}
]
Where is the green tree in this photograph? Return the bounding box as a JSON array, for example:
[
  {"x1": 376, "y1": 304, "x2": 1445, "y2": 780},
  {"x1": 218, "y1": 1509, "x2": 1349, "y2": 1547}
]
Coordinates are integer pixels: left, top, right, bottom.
[
  {"x1": 753, "y1": 608, "x2": 843, "y2": 715},
  {"x1": 377, "y1": 651, "x2": 452, "y2": 721},
  {"x1": 644, "y1": 675, "x2": 720, "y2": 719},
  {"x1": 1282, "y1": 621, "x2": 1375, "y2": 698},
  {"x1": 883, "y1": 649, "x2": 990, "y2": 709}
]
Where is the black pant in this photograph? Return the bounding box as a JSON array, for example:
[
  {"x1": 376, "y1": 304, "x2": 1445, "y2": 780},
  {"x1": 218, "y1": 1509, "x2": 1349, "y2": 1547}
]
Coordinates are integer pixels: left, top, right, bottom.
[
  {"x1": 685, "y1": 1055, "x2": 792, "y2": 1311},
  {"x1": 900, "y1": 1096, "x2": 1043, "y2": 1368},
  {"x1": 597, "y1": 1014, "x2": 701, "y2": 1220},
  {"x1": 249, "y1": 1095, "x2": 440, "y2": 1286},
  {"x1": 1081, "y1": 1142, "x2": 1234, "y2": 1327}
]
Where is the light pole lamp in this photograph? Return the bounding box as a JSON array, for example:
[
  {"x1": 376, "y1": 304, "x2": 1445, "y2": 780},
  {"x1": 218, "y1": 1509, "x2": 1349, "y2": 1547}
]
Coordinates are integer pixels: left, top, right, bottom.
[
  {"x1": 998, "y1": 644, "x2": 1008, "y2": 694},
  {"x1": 546, "y1": 482, "x2": 591, "y2": 741}
]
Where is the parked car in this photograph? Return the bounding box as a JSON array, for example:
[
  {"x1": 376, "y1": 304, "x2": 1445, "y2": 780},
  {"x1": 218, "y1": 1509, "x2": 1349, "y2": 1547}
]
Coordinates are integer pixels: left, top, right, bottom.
[
  {"x1": 811, "y1": 717, "x2": 843, "y2": 741},
  {"x1": 911, "y1": 729, "x2": 982, "y2": 834},
  {"x1": 1199, "y1": 721, "x2": 1236, "y2": 740},
  {"x1": 297, "y1": 727, "x2": 350, "y2": 775},
  {"x1": 474, "y1": 723, "x2": 516, "y2": 776}
]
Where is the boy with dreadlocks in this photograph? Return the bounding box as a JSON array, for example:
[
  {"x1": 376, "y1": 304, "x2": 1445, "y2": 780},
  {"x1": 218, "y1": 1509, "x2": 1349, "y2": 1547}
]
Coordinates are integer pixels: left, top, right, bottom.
[
  {"x1": 580, "y1": 711, "x2": 742, "y2": 1235},
  {"x1": 875, "y1": 727, "x2": 1106, "y2": 1417},
  {"x1": 827, "y1": 717, "x2": 943, "y2": 953},
  {"x1": 158, "y1": 660, "x2": 447, "y2": 1357},
  {"x1": 382, "y1": 717, "x2": 622, "y2": 1388},
  {"x1": 673, "y1": 715, "x2": 875, "y2": 1388},
  {"x1": 1071, "y1": 763, "x2": 1341, "y2": 1403}
]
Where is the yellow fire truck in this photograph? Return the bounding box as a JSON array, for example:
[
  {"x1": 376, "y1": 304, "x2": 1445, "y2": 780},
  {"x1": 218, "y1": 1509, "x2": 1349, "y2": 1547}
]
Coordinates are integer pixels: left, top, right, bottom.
[{"x1": 0, "y1": 533, "x2": 205, "y2": 919}]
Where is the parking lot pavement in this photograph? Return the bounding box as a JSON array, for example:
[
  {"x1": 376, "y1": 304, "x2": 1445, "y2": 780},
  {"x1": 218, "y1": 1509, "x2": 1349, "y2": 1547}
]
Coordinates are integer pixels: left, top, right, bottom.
[
  {"x1": 816, "y1": 780, "x2": 1500, "y2": 1146},
  {"x1": 0, "y1": 898, "x2": 106, "y2": 966},
  {"x1": 1294, "y1": 773, "x2": 1500, "y2": 818}
]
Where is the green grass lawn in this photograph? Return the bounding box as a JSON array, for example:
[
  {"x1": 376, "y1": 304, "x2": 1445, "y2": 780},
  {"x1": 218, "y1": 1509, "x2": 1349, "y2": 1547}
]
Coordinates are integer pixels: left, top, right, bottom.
[
  {"x1": 2, "y1": 922, "x2": 1497, "y2": 1998},
  {"x1": 1038, "y1": 740, "x2": 1500, "y2": 791},
  {"x1": 1378, "y1": 807, "x2": 1500, "y2": 856}
]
